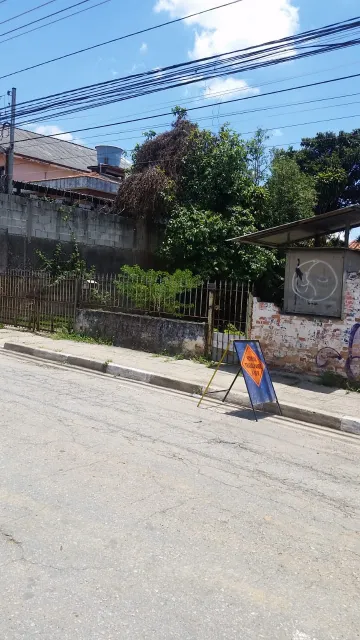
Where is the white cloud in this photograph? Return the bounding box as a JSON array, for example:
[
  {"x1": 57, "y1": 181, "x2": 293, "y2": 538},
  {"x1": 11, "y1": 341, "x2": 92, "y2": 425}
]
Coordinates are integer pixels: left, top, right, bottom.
[
  {"x1": 272, "y1": 128, "x2": 283, "y2": 137},
  {"x1": 140, "y1": 42, "x2": 148, "y2": 54},
  {"x1": 33, "y1": 125, "x2": 83, "y2": 146},
  {"x1": 154, "y1": 0, "x2": 299, "y2": 58},
  {"x1": 203, "y1": 77, "x2": 260, "y2": 101}
]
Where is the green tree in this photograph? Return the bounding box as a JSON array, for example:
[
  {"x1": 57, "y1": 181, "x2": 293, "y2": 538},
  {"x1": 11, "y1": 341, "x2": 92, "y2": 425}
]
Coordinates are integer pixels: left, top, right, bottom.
[
  {"x1": 289, "y1": 129, "x2": 360, "y2": 213},
  {"x1": 265, "y1": 151, "x2": 316, "y2": 227},
  {"x1": 160, "y1": 206, "x2": 275, "y2": 282},
  {"x1": 246, "y1": 128, "x2": 270, "y2": 186},
  {"x1": 179, "y1": 124, "x2": 252, "y2": 212}
]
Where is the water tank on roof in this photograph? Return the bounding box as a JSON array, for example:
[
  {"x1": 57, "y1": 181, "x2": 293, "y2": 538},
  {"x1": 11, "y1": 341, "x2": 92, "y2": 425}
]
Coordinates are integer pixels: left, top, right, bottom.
[{"x1": 95, "y1": 145, "x2": 124, "y2": 167}]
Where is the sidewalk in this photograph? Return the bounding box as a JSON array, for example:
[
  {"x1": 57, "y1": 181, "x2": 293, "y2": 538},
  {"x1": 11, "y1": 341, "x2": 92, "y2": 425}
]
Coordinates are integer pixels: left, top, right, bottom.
[{"x1": 1, "y1": 327, "x2": 360, "y2": 434}]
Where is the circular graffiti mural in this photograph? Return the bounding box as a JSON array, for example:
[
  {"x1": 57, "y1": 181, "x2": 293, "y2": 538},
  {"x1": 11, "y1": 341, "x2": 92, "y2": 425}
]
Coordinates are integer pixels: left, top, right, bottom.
[{"x1": 292, "y1": 259, "x2": 339, "y2": 303}]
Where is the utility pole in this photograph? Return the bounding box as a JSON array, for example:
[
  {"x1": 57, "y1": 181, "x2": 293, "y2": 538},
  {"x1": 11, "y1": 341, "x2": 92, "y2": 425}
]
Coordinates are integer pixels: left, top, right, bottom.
[{"x1": 6, "y1": 87, "x2": 16, "y2": 195}]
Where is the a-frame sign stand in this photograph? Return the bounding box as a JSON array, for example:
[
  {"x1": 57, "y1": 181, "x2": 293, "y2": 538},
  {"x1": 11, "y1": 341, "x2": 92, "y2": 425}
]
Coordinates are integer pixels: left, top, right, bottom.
[{"x1": 198, "y1": 339, "x2": 282, "y2": 421}]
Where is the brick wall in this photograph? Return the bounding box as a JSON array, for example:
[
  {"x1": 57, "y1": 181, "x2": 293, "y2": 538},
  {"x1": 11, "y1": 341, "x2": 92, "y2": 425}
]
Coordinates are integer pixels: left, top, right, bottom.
[{"x1": 251, "y1": 270, "x2": 360, "y2": 379}]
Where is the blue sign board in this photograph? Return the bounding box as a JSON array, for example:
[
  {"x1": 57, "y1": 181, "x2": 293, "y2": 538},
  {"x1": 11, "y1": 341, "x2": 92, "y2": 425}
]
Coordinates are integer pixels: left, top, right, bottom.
[{"x1": 233, "y1": 340, "x2": 277, "y2": 407}]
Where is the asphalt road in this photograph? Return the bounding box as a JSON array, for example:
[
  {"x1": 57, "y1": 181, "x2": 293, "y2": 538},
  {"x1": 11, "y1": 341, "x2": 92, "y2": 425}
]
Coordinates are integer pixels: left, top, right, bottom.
[{"x1": 0, "y1": 351, "x2": 359, "y2": 640}]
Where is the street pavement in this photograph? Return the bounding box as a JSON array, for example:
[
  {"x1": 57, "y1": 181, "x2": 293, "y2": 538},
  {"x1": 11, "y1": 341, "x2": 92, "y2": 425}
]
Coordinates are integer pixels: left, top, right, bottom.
[
  {"x1": 0, "y1": 350, "x2": 359, "y2": 640},
  {"x1": 1, "y1": 326, "x2": 360, "y2": 423}
]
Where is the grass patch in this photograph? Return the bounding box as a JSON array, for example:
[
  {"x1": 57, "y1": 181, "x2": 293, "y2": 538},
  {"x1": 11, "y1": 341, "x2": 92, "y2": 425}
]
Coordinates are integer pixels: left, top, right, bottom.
[
  {"x1": 0, "y1": 323, "x2": 4, "y2": 329},
  {"x1": 51, "y1": 328, "x2": 113, "y2": 346},
  {"x1": 191, "y1": 354, "x2": 216, "y2": 367}
]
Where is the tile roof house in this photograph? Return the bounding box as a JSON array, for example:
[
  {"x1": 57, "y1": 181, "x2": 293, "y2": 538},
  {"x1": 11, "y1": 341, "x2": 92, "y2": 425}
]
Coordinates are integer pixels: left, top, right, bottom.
[{"x1": 0, "y1": 127, "x2": 131, "y2": 199}]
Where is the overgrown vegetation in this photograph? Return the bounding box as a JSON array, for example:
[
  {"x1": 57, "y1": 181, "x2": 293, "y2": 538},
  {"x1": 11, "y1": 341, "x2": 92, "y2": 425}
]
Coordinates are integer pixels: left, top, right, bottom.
[
  {"x1": 318, "y1": 370, "x2": 360, "y2": 392},
  {"x1": 36, "y1": 239, "x2": 90, "y2": 280},
  {"x1": 51, "y1": 328, "x2": 113, "y2": 346},
  {"x1": 115, "y1": 265, "x2": 201, "y2": 316}
]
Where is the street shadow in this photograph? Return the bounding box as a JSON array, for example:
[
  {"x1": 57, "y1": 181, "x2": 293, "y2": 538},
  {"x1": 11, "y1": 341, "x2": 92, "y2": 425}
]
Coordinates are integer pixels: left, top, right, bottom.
[{"x1": 225, "y1": 407, "x2": 268, "y2": 421}]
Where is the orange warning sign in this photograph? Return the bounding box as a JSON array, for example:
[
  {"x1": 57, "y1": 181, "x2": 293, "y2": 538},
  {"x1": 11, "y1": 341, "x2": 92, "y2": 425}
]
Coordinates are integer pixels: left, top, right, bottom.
[{"x1": 241, "y1": 344, "x2": 265, "y2": 387}]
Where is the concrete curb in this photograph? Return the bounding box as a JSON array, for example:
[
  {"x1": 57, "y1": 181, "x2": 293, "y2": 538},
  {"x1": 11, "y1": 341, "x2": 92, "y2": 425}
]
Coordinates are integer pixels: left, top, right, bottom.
[
  {"x1": 3, "y1": 343, "x2": 203, "y2": 397},
  {"x1": 4, "y1": 342, "x2": 359, "y2": 434}
]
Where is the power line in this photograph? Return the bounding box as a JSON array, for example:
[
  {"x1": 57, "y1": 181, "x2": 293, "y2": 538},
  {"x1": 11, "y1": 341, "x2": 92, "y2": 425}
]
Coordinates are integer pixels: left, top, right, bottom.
[
  {"x1": 0, "y1": 0, "x2": 109, "y2": 46},
  {"x1": 0, "y1": 0, "x2": 244, "y2": 81},
  {"x1": 10, "y1": 17, "x2": 360, "y2": 124},
  {"x1": 74, "y1": 93, "x2": 360, "y2": 143},
  {"x1": 11, "y1": 109, "x2": 360, "y2": 172},
  {"x1": 18, "y1": 55, "x2": 360, "y2": 130},
  {"x1": 0, "y1": 1, "x2": 60, "y2": 27},
  {"x1": 13, "y1": 71, "x2": 360, "y2": 144},
  {"x1": 0, "y1": 0, "x2": 95, "y2": 38}
]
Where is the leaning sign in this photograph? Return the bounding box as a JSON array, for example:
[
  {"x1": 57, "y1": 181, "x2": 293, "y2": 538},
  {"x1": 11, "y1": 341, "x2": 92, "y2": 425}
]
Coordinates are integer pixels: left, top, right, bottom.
[
  {"x1": 198, "y1": 339, "x2": 281, "y2": 421},
  {"x1": 233, "y1": 340, "x2": 281, "y2": 419}
]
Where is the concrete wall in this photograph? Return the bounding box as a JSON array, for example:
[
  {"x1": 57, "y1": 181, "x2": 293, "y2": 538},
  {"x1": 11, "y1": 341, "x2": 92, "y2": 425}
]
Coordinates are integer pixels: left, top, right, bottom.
[
  {"x1": 251, "y1": 269, "x2": 360, "y2": 380},
  {"x1": 0, "y1": 193, "x2": 162, "y2": 272},
  {"x1": 284, "y1": 249, "x2": 360, "y2": 318},
  {"x1": 75, "y1": 308, "x2": 206, "y2": 356}
]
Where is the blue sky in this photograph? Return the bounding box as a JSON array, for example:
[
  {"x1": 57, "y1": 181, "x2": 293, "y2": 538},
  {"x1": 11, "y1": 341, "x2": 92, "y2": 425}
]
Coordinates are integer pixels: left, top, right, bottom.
[{"x1": 1, "y1": 0, "x2": 360, "y2": 162}]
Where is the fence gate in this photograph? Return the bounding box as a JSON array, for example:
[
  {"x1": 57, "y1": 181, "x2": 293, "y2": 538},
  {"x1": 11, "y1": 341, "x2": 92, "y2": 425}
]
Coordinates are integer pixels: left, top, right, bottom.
[
  {"x1": 210, "y1": 281, "x2": 253, "y2": 364},
  {"x1": 0, "y1": 272, "x2": 78, "y2": 332}
]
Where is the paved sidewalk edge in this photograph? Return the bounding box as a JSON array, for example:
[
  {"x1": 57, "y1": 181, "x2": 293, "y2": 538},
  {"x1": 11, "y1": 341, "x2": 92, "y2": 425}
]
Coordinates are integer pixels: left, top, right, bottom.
[{"x1": 4, "y1": 342, "x2": 359, "y2": 434}]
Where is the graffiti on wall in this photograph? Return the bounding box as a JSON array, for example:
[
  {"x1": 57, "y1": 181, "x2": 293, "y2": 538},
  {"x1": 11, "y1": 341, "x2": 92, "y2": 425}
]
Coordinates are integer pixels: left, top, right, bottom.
[
  {"x1": 292, "y1": 259, "x2": 339, "y2": 303},
  {"x1": 316, "y1": 323, "x2": 360, "y2": 379}
]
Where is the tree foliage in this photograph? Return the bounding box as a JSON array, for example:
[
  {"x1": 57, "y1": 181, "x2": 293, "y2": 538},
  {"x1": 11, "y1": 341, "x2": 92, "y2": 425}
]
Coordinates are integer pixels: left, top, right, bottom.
[
  {"x1": 179, "y1": 125, "x2": 252, "y2": 212},
  {"x1": 160, "y1": 206, "x2": 275, "y2": 282},
  {"x1": 289, "y1": 129, "x2": 360, "y2": 213},
  {"x1": 265, "y1": 151, "x2": 317, "y2": 227}
]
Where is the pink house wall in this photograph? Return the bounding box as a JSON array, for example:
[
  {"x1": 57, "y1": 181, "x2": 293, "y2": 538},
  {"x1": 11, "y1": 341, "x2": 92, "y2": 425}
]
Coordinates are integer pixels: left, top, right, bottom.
[{"x1": 0, "y1": 153, "x2": 85, "y2": 182}]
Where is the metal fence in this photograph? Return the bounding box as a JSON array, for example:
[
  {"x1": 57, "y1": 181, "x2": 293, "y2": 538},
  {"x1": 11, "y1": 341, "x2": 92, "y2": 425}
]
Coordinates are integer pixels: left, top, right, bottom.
[
  {"x1": 0, "y1": 272, "x2": 77, "y2": 331},
  {"x1": 80, "y1": 273, "x2": 211, "y2": 320},
  {"x1": 211, "y1": 280, "x2": 253, "y2": 364},
  {"x1": 0, "y1": 271, "x2": 252, "y2": 362}
]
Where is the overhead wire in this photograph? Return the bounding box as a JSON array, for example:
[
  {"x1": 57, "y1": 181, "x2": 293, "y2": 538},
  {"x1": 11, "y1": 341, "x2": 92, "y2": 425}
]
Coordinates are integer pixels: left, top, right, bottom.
[
  {"x1": 0, "y1": 0, "x2": 60, "y2": 27},
  {"x1": 17, "y1": 55, "x2": 360, "y2": 130},
  {"x1": 0, "y1": 0, "x2": 95, "y2": 38},
  {"x1": 0, "y1": 0, "x2": 109, "y2": 46},
  {"x1": 10, "y1": 16, "x2": 360, "y2": 125},
  {"x1": 0, "y1": 0, "x2": 245, "y2": 81},
  {"x1": 10, "y1": 108, "x2": 360, "y2": 174},
  {"x1": 12, "y1": 70, "x2": 360, "y2": 144}
]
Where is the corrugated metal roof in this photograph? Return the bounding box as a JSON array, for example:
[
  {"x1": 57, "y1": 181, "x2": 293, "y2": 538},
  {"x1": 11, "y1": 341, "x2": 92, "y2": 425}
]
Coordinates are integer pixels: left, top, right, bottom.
[
  {"x1": 0, "y1": 127, "x2": 130, "y2": 171},
  {"x1": 228, "y1": 205, "x2": 360, "y2": 247}
]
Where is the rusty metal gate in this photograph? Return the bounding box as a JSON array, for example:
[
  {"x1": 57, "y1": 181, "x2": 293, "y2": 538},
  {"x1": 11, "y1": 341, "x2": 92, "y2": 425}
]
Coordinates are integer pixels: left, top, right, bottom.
[
  {"x1": 209, "y1": 281, "x2": 253, "y2": 364},
  {"x1": 0, "y1": 272, "x2": 77, "y2": 331}
]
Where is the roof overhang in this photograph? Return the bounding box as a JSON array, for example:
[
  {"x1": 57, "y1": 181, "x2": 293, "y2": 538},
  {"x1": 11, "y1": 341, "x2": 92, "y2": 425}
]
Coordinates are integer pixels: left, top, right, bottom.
[{"x1": 228, "y1": 205, "x2": 360, "y2": 248}]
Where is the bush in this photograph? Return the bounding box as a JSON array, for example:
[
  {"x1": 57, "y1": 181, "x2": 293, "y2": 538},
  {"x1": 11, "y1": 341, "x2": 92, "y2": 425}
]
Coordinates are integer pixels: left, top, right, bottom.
[{"x1": 114, "y1": 265, "x2": 201, "y2": 316}]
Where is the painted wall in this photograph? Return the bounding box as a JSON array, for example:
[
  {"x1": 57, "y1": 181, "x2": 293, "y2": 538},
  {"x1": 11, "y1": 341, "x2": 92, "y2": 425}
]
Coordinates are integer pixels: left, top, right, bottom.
[
  {"x1": 75, "y1": 308, "x2": 206, "y2": 356},
  {"x1": 251, "y1": 268, "x2": 360, "y2": 379},
  {"x1": 0, "y1": 152, "x2": 81, "y2": 182}
]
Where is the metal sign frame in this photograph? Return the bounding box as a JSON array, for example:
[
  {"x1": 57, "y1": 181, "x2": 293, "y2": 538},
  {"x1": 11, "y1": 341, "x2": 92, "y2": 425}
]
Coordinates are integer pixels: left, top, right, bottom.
[{"x1": 197, "y1": 339, "x2": 281, "y2": 422}]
